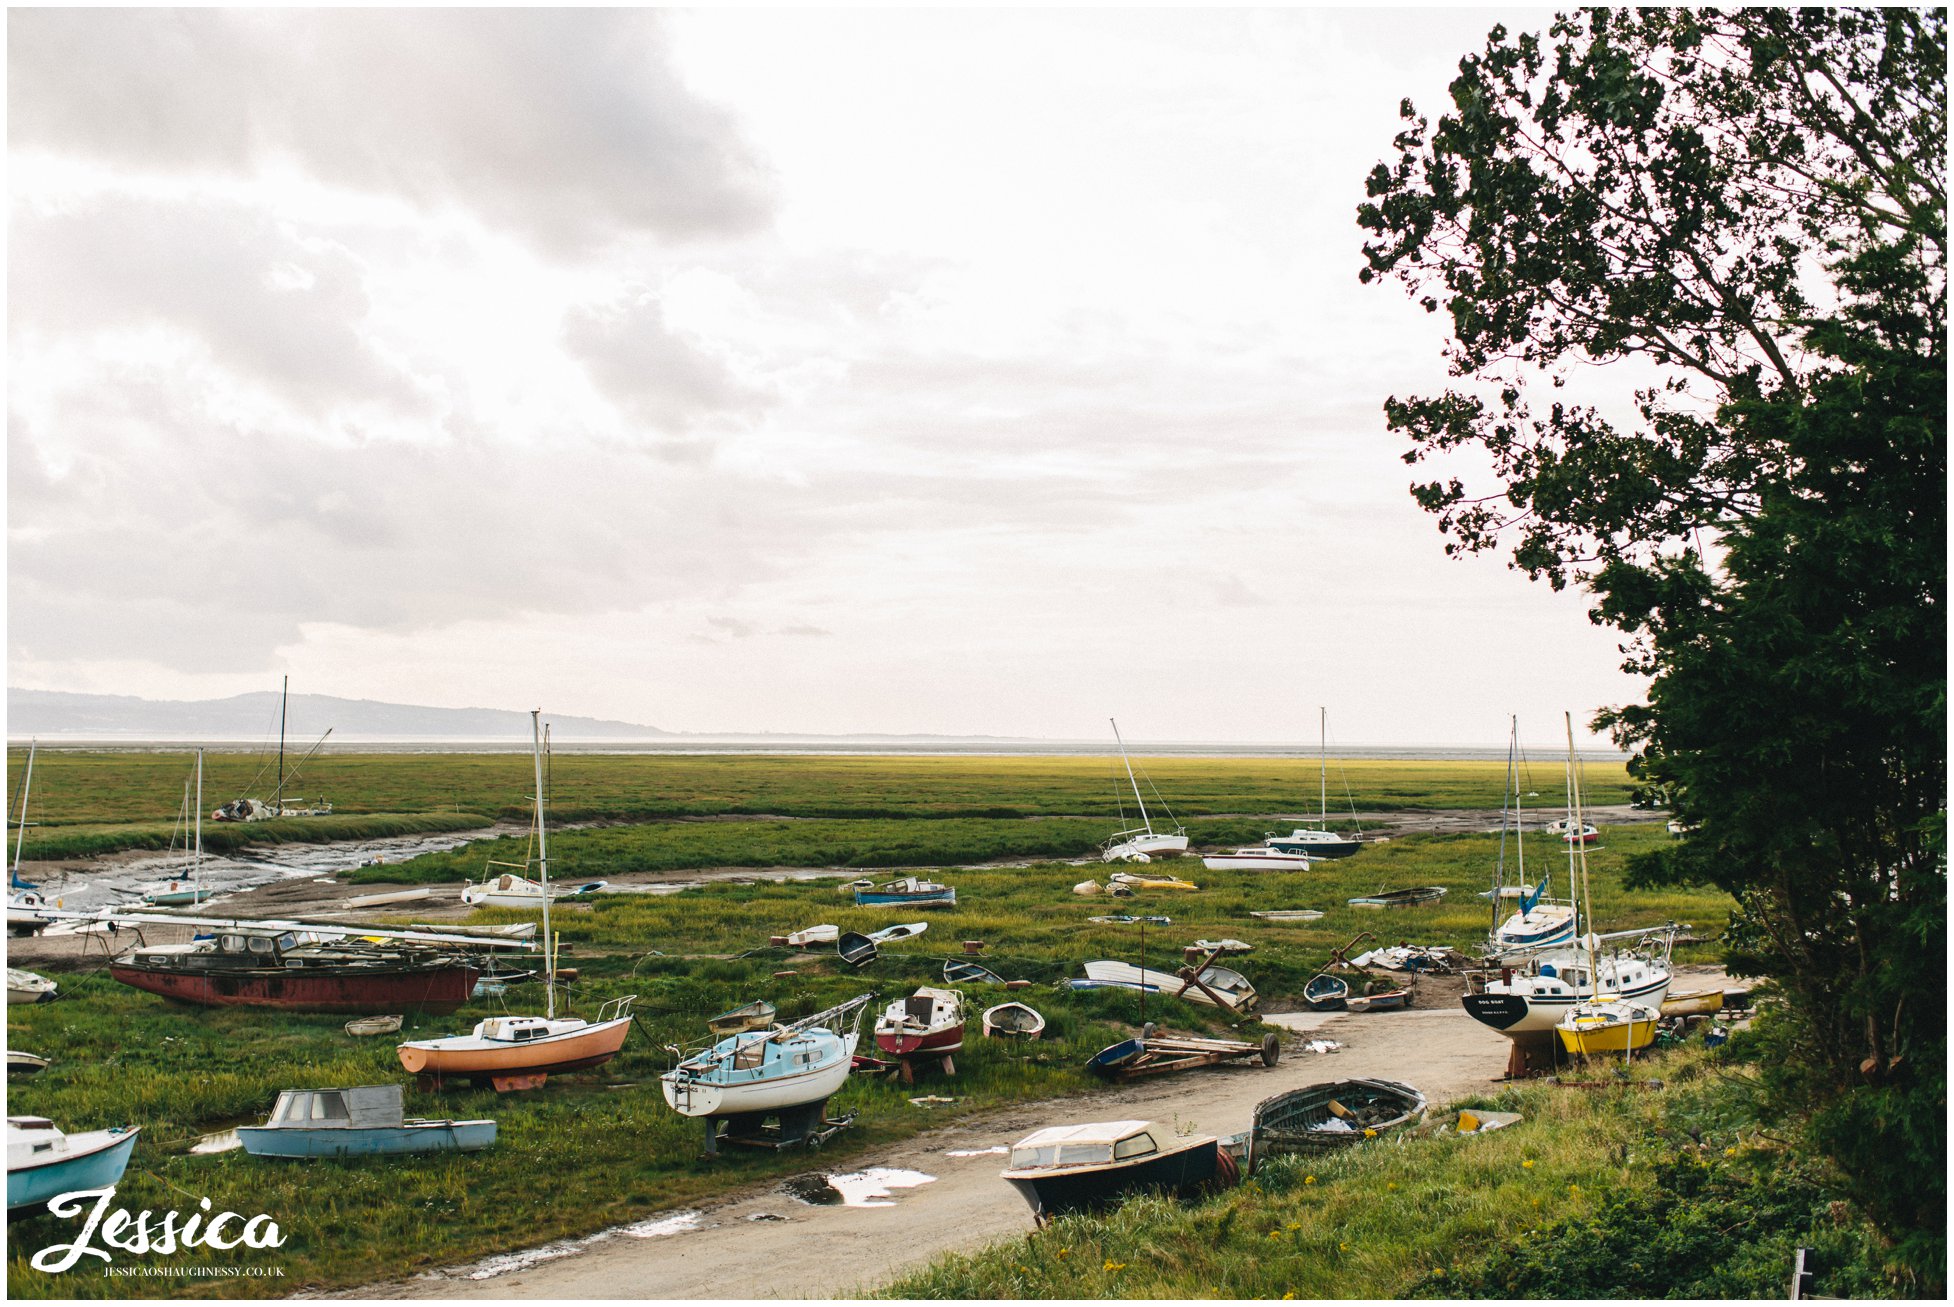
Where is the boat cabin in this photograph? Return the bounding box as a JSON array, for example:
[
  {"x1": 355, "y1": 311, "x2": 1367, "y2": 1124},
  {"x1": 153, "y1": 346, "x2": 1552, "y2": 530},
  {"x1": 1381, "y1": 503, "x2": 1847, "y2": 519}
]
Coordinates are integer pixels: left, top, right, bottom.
[
  {"x1": 262, "y1": 1085, "x2": 405, "y2": 1131},
  {"x1": 8, "y1": 1117, "x2": 63, "y2": 1160},
  {"x1": 1006, "y1": 1120, "x2": 1162, "y2": 1173},
  {"x1": 475, "y1": 1016, "x2": 572, "y2": 1043}
]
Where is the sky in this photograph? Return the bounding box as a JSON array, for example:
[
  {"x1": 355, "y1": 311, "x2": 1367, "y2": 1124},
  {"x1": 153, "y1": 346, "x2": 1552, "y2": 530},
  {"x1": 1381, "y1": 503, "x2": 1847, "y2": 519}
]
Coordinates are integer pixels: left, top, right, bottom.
[{"x1": 6, "y1": 6, "x2": 1648, "y2": 748}]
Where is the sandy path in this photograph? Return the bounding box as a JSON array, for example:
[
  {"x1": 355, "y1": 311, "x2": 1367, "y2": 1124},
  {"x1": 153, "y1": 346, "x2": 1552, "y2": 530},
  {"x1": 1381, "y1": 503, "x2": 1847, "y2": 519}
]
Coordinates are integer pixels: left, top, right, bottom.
[{"x1": 349, "y1": 1005, "x2": 1514, "y2": 1300}]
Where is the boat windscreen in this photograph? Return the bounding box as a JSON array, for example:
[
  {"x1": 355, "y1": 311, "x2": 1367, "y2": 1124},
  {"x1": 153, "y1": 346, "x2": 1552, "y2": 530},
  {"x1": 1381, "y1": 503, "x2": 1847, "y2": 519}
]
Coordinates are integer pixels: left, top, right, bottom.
[{"x1": 1010, "y1": 1141, "x2": 1114, "y2": 1169}]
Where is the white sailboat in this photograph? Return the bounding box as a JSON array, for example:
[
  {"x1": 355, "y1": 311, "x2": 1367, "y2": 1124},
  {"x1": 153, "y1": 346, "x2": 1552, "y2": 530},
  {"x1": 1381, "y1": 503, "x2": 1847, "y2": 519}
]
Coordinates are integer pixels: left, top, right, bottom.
[
  {"x1": 1264, "y1": 708, "x2": 1363, "y2": 859},
  {"x1": 1486, "y1": 718, "x2": 1575, "y2": 954},
  {"x1": 145, "y1": 752, "x2": 217, "y2": 907},
  {"x1": 459, "y1": 726, "x2": 605, "y2": 907},
  {"x1": 398, "y1": 712, "x2": 633, "y2": 1091},
  {"x1": 1100, "y1": 719, "x2": 1188, "y2": 862},
  {"x1": 7, "y1": 741, "x2": 56, "y2": 936}
]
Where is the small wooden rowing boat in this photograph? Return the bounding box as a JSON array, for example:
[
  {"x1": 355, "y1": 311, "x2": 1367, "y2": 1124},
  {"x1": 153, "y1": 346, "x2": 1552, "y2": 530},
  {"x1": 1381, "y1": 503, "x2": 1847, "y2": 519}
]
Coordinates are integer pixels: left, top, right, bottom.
[
  {"x1": 708, "y1": 1000, "x2": 777, "y2": 1036},
  {"x1": 981, "y1": 1001, "x2": 1045, "y2": 1039},
  {"x1": 1109, "y1": 873, "x2": 1199, "y2": 892},
  {"x1": 1344, "y1": 987, "x2": 1411, "y2": 1013},
  {"x1": 837, "y1": 932, "x2": 878, "y2": 969},
  {"x1": 1002, "y1": 1120, "x2": 1231, "y2": 1219},
  {"x1": 1249, "y1": 909, "x2": 1323, "y2": 921},
  {"x1": 784, "y1": 924, "x2": 839, "y2": 948},
  {"x1": 866, "y1": 922, "x2": 928, "y2": 944},
  {"x1": 943, "y1": 959, "x2": 1004, "y2": 985},
  {"x1": 1246, "y1": 1079, "x2": 1426, "y2": 1164},
  {"x1": 1346, "y1": 886, "x2": 1447, "y2": 908},
  {"x1": 1303, "y1": 973, "x2": 1349, "y2": 1011},
  {"x1": 1660, "y1": 988, "x2": 1723, "y2": 1017},
  {"x1": 344, "y1": 1015, "x2": 404, "y2": 1037},
  {"x1": 1555, "y1": 1000, "x2": 1661, "y2": 1055}
]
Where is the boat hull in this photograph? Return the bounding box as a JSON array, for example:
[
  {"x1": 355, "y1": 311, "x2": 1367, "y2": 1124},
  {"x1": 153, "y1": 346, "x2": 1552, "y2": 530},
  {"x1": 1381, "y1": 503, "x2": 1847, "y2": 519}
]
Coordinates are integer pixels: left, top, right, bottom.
[
  {"x1": 1003, "y1": 1137, "x2": 1221, "y2": 1218},
  {"x1": 1557, "y1": 1010, "x2": 1661, "y2": 1055},
  {"x1": 1201, "y1": 851, "x2": 1314, "y2": 871},
  {"x1": 236, "y1": 1122, "x2": 496, "y2": 1157},
  {"x1": 1462, "y1": 971, "x2": 1671, "y2": 1036},
  {"x1": 1102, "y1": 833, "x2": 1189, "y2": 863},
  {"x1": 111, "y1": 961, "x2": 479, "y2": 1015},
  {"x1": 7, "y1": 1129, "x2": 140, "y2": 1213},
  {"x1": 660, "y1": 1034, "x2": 857, "y2": 1118},
  {"x1": 1265, "y1": 835, "x2": 1361, "y2": 859},
  {"x1": 874, "y1": 1025, "x2": 964, "y2": 1057},
  {"x1": 397, "y1": 1016, "x2": 632, "y2": 1078},
  {"x1": 853, "y1": 891, "x2": 955, "y2": 908}
]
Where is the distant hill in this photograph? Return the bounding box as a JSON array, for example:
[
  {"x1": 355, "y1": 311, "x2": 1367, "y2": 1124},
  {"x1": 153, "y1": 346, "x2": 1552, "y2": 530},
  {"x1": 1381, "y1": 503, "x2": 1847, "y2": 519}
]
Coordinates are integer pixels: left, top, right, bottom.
[{"x1": 6, "y1": 689, "x2": 674, "y2": 741}]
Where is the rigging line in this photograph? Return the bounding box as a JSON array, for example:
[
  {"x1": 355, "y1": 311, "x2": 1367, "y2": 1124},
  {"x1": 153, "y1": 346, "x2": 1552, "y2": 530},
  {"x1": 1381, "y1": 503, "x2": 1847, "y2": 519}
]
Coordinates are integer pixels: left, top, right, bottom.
[{"x1": 1324, "y1": 720, "x2": 1366, "y2": 838}]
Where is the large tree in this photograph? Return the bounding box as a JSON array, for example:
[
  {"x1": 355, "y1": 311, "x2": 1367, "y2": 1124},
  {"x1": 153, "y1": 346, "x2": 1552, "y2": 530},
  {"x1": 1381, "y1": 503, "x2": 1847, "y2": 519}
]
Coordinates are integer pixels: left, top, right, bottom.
[{"x1": 1359, "y1": 7, "x2": 1944, "y2": 1285}]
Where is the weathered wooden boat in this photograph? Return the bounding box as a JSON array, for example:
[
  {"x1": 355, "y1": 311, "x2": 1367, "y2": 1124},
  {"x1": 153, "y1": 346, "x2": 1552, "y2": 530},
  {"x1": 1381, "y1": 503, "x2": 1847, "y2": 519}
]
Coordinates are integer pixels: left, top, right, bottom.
[
  {"x1": 837, "y1": 932, "x2": 878, "y2": 968},
  {"x1": 874, "y1": 987, "x2": 965, "y2": 1057},
  {"x1": 943, "y1": 959, "x2": 1005, "y2": 985},
  {"x1": 1555, "y1": 1000, "x2": 1661, "y2": 1056},
  {"x1": 1344, "y1": 987, "x2": 1412, "y2": 1013},
  {"x1": 237, "y1": 1085, "x2": 495, "y2": 1158},
  {"x1": 1087, "y1": 1033, "x2": 1280, "y2": 1080},
  {"x1": 7, "y1": 1052, "x2": 50, "y2": 1077},
  {"x1": 981, "y1": 1001, "x2": 1045, "y2": 1039},
  {"x1": 661, "y1": 995, "x2": 873, "y2": 1151},
  {"x1": 1245, "y1": 1079, "x2": 1426, "y2": 1164},
  {"x1": 1079, "y1": 959, "x2": 1258, "y2": 1013},
  {"x1": 398, "y1": 996, "x2": 635, "y2": 1088},
  {"x1": 1201, "y1": 846, "x2": 1314, "y2": 871},
  {"x1": 1001, "y1": 1120, "x2": 1231, "y2": 1220},
  {"x1": 1192, "y1": 938, "x2": 1252, "y2": 954},
  {"x1": 1347, "y1": 886, "x2": 1448, "y2": 908},
  {"x1": 1303, "y1": 972, "x2": 1349, "y2": 1011},
  {"x1": 8, "y1": 1118, "x2": 140, "y2": 1213},
  {"x1": 1109, "y1": 872, "x2": 1200, "y2": 891},
  {"x1": 853, "y1": 877, "x2": 956, "y2": 909},
  {"x1": 1249, "y1": 909, "x2": 1324, "y2": 921},
  {"x1": 709, "y1": 1000, "x2": 778, "y2": 1036},
  {"x1": 866, "y1": 921, "x2": 928, "y2": 944},
  {"x1": 7, "y1": 968, "x2": 57, "y2": 1004},
  {"x1": 344, "y1": 1014, "x2": 403, "y2": 1037},
  {"x1": 110, "y1": 930, "x2": 478, "y2": 1014},
  {"x1": 1660, "y1": 988, "x2": 1724, "y2": 1017}
]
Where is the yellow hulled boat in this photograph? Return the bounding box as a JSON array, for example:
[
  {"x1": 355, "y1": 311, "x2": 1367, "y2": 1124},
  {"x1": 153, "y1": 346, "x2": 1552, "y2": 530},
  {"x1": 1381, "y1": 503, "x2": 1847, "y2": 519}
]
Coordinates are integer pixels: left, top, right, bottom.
[{"x1": 1555, "y1": 1000, "x2": 1661, "y2": 1056}]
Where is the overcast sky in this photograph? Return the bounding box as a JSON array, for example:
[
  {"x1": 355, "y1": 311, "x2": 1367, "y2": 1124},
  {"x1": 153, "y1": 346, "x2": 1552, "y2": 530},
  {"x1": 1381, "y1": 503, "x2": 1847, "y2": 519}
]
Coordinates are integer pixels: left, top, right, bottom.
[{"x1": 7, "y1": 6, "x2": 1646, "y2": 747}]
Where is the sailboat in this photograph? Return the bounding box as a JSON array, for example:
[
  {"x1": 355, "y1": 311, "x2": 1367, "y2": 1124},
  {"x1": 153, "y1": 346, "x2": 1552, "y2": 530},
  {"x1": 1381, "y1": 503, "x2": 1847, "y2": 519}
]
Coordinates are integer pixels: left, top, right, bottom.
[
  {"x1": 6, "y1": 741, "x2": 56, "y2": 936},
  {"x1": 1100, "y1": 719, "x2": 1188, "y2": 862},
  {"x1": 660, "y1": 993, "x2": 874, "y2": 1151},
  {"x1": 211, "y1": 677, "x2": 333, "y2": 821},
  {"x1": 397, "y1": 712, "x2": 634, "y2": 1092},
  {"x1": 459, "y1": 726, "x2": 606, "y2": 907},
  {"x1": 145, "y1": 752, "x2": 217, "y2": 907},
  {"x1": 1265, "y1": 708, "x2": 1363, "y2": 859},
  {"x1": 1486, "y1": 718, "x2": 1575, "y2": 954}
]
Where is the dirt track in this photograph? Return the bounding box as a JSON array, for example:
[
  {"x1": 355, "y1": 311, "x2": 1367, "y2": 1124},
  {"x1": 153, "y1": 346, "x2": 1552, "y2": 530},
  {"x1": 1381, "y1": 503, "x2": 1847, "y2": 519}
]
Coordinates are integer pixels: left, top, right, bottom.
[{"x1": 345, "y1": 961, "x2": 1725, "y2": 1301}]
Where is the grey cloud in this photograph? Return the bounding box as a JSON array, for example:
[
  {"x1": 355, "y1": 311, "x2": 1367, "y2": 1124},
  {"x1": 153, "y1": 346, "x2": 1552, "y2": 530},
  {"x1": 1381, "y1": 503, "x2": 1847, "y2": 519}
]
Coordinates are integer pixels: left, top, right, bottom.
[
  {"x1": 9, "y1": 9, "x2": 776, "y2": 255},
  {"x1": 563, "y1": 293, "x2": 767, "y2": 437}
]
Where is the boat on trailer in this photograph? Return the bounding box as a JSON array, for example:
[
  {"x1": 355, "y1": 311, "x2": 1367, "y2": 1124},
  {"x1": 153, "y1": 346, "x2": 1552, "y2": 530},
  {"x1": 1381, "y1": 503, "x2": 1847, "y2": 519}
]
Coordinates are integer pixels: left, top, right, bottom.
[
  {"x1": 873, "y1": 987, "x2": 965, "y2": 1057},
  {"x1": 661, "y1": 994, "x2": 874, "y2": 1153},
  {"x1": 237, "y1": 1085, "x2": 494, "y2": 1158}
]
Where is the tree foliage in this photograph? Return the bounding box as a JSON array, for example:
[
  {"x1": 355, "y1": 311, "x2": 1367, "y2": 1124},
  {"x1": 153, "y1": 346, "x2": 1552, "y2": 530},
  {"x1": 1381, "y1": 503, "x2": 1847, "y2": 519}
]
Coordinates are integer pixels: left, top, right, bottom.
[{"x1": 1360, "y1": 7, "x2": 1945, "y2": 1288}]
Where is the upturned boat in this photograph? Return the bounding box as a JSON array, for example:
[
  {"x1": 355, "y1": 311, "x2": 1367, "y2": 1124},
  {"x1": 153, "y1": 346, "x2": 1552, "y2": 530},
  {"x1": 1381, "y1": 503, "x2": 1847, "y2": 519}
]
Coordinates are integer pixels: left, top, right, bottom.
[
  {"x1": 852, "y1": 877, "x2": 956, "y2": 908},
  {"x1": 1200, "y1": 847, "x2": 1314, "y2": 871},
  {"x1": 1660, "y1": 988, "x2": 1724, "y2": 1017},
  {"x1": 873, "y1": 987, "x2": 965, "y2": 1057},
  {"x1": 784, "y1": 924, "x2": 840, "y2": 947},
  {"x1": 237, "y1": 1085, "x2": 495, "y2": 1158},
  {"x1": 8, "y1": 1052, "x2": 50, "y2": 1077},
  {"x1": 1245, "y1": 1079, "x2": 1425, "y2": 1165},
  {"x1": 8, "y1": 1118, "x2": 140, "y2": 1213},
  {"x1": 1001, "y1": 1120, "x2": 1232, "y2": 1220},
  {"x1": 110, "y1": 929, "x2": 478, "y2": 1014},
  {"x1": 1249, "y1": 909, "x2": 1324, "y2": 922},
  {"x1": 981, "y1": 1001, "x2": 1045, "y2": 1039},
  {"x1": 1100, "y1": 719, "x2": 1189, "y2": 862}
]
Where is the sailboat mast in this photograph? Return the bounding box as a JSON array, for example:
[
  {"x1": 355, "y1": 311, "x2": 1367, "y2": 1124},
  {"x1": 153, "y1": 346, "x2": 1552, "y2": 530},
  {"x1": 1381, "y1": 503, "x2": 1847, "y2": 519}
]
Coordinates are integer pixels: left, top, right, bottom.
[
  {"x1": 194, "y1": 749, "x2": 204, "y2": 893},
  {"x1": 1110, "y1": 718, "x2": 1153, "y2": 835},
  {"x1": 533, "y1": 709, "x2": 555, "y2": 1020},
  {"x1": 1513, "y1": 715, "x2": 1527, "y2": 890},
  {"x1": 275, "y1": 675, "x2": 288, "y2": 816},
  {"x1": 1494, "y1": 716, "x2": 1516, "y2": 938},
  {"x1": 12, "y1": 740, "x2": 36, "y2": 879},
  {"x1": 1319, "y1": 707, "x2": 1328, "y2": 827},
  {"x1": 1567, "y1": 713, "x2": 1597, "y2": 978}
]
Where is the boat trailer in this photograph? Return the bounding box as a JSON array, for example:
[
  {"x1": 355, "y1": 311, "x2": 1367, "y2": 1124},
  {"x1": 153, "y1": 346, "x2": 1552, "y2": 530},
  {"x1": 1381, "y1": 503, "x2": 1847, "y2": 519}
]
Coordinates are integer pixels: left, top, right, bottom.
[
  {"x1": 1088, "y1": 1031, "x2": 1282, "y2": 1081},
  {"x1": 705, "y1": 1102, "x2": 859, "y2": 1155}
]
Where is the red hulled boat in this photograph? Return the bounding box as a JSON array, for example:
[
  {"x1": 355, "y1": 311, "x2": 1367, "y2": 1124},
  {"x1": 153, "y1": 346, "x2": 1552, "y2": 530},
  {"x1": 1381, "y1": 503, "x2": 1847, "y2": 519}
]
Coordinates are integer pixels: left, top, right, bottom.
[
  {"x1": 109, "y1": 929, "x2": 478, "y2": 1014},
  {"x1": 873, "y1": 986, "x2": 966, "y2": 1057}
]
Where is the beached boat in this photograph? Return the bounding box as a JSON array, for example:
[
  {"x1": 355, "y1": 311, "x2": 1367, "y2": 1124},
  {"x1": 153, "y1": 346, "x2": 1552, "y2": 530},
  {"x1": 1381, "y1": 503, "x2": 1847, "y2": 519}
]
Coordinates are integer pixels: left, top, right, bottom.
[
  {"x1": 837, "y1": 932, "x2": 878, "y2": 968},
  {"x1": 7, "y1": 744, "x2": 53, "y2": 936},
  {"x1": 981, "y1": 1001, "x2": 1045, "y2": 1039},
  {"x1": 1263, "y1": 710, "x2": 1366, "y2": 859},
  {"x1": 1347, "y1": 886, "x2": 1447, "y2": 908},
  {"x1": 1303, "y1": 973, "x2": 1349, "y2": 1011},
  {"x1": 7, "y1": 969, "x2": 57, "y2": 1004},
  {"x1": 1547, "y1": 818, "x2": 1600, "y2": 844},
  {"x1": 853, "y1": 877, "x2": 956, "y2": 908},
  {"x1": 142, "y1": 753, "x2": 222, "y2": 907},
  {"x1": 873, "y1": 987, "x2": 965, "y2": 1057},
  {"x1": 343, "y1": 887, "x2": 434, "y2": 909},
  {"x1": 1556, "y1": 1000, "x2": 1662, "y2": 1056},
  {"x1": 784, "y1": 924, "x2": 840, "y2": 947},
  {"x1": 344, "y1": 1015, "x2": 403, "y2": 1037},
  {"x1": 209, "y1": 677, "x2": 333, "y2": 822},
  {"x1": 708, "y1": 1000, "x2": 777, "y2": 1036},
  {"x1": 1344, "y1": 987, "x2": 1412, "y2": 1013},
  {"x1": 1079, "y1": 959, "x2": 1258, "y2": 1013},
  {"x1": 1485, "y1": 717, "x2": 1578, "y2": 955},
  {"x1": 943, "y1": 959, "x2": 1005, "y2": 985},
  {"x1": 398, "y1": 713, "x2": 634, "y2": 1089},
  {"x1": 1001, "y1": 1120, "x2": 1231, "y2": 1220},
  {"x1": 1201, "y1": 847, "x2": 1314, "y2": 871},
  {"x1": 1085, "y1": 914, "x2": 1173, "y2": 926},
  {"x1": 1109, "y1": 872, "x2": 1199, "y2": 892},
  {"x1": 1100, "y1": 719, "x2": 1189, "y2": 862},
  {"x1": 1245, "y1": 1079, "x2": 1425, "y2": 1165},
  {"x1": 7, "y1": 1052, "x2": 50, "y2": 1078},
  {"x1": 7, "y1": 888, "x2": 55, "y2": 936},
  {"x1": 111, "y1": 929, "x2": 478, "y2": 1014},
  {"x1": 866, "y1": 921, "x2": 928, "y2": 944},
  {"x1": 461, "y1": 873, "x2": 607, "y2": 909},
  {"x1": 1249, "y1": 909, "x2": 1324, "y2": 922},
  {"x1": 8, "y1": 1118, "x2": 140, "y2": 1213},
  {"x1": 661, "y1": 994, "x2": 873, "y2": 1122},
  {"x1": 1660, "y1": 988, "x2": 1724, "y2": 1018},
  {"x1": 237, "y1": 1085, "x2": 495, "y2": 1158}
]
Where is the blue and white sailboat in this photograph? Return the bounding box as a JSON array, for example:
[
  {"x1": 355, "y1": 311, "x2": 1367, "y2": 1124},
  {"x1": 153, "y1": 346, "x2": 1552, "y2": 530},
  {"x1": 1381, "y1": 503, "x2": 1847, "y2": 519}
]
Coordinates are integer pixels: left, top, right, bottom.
[
  {"x1": 1486, "y1": 717, "x2": 1576, "y2": 955},
  {"x1": 7, "y1": 1119, "x2": 140, "y2": 1212}
]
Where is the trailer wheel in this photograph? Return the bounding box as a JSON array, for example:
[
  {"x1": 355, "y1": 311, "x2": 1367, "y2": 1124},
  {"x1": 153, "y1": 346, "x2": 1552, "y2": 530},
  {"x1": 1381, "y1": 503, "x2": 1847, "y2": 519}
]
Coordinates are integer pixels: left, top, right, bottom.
[{"x1": 1260, "y1": 1033, "x2": 1281, "y2": 1066}]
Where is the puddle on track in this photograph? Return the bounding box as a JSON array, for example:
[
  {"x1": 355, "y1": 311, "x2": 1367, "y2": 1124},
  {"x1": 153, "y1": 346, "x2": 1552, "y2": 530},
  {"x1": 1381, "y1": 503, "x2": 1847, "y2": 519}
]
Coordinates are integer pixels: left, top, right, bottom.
[
  {"x1": 820, "y1": 1167, "x2": 937, "y2": 1208},
  {"x1": 943, "y1": 1146, "x2": 1008, "y2": 1158},
  {"x1": 442, "y1": 1210, "x2": 707, "y2": 1280}
]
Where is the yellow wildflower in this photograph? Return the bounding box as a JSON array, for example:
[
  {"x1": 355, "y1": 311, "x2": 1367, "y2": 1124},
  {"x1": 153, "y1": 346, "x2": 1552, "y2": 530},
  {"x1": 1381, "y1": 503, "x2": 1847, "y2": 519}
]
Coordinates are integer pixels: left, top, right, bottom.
[
  {"x1": 1304, "y1": 1175, "x2": 1316, "y2": 1185},
  {"x1": 1057, "y1": 1248, "x2": 1069, "y2": 1260},
  {"x1": 1386, "y1": 1182, "x2": 1398, "y2": 1191},
  {"x1": 1103, "y1": 1260, "x2": 1126, "y2": 1272},
  {"x1": 1522, "y1": 1159, "x2": 1534, "y2": 1169},
  {"x1": 1724, "y1": 1146, "x2": 1737, "y2": 1156},
  {"x1": 1364, "y1": 1128, "x2": 1377, "y2": 1138}
]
